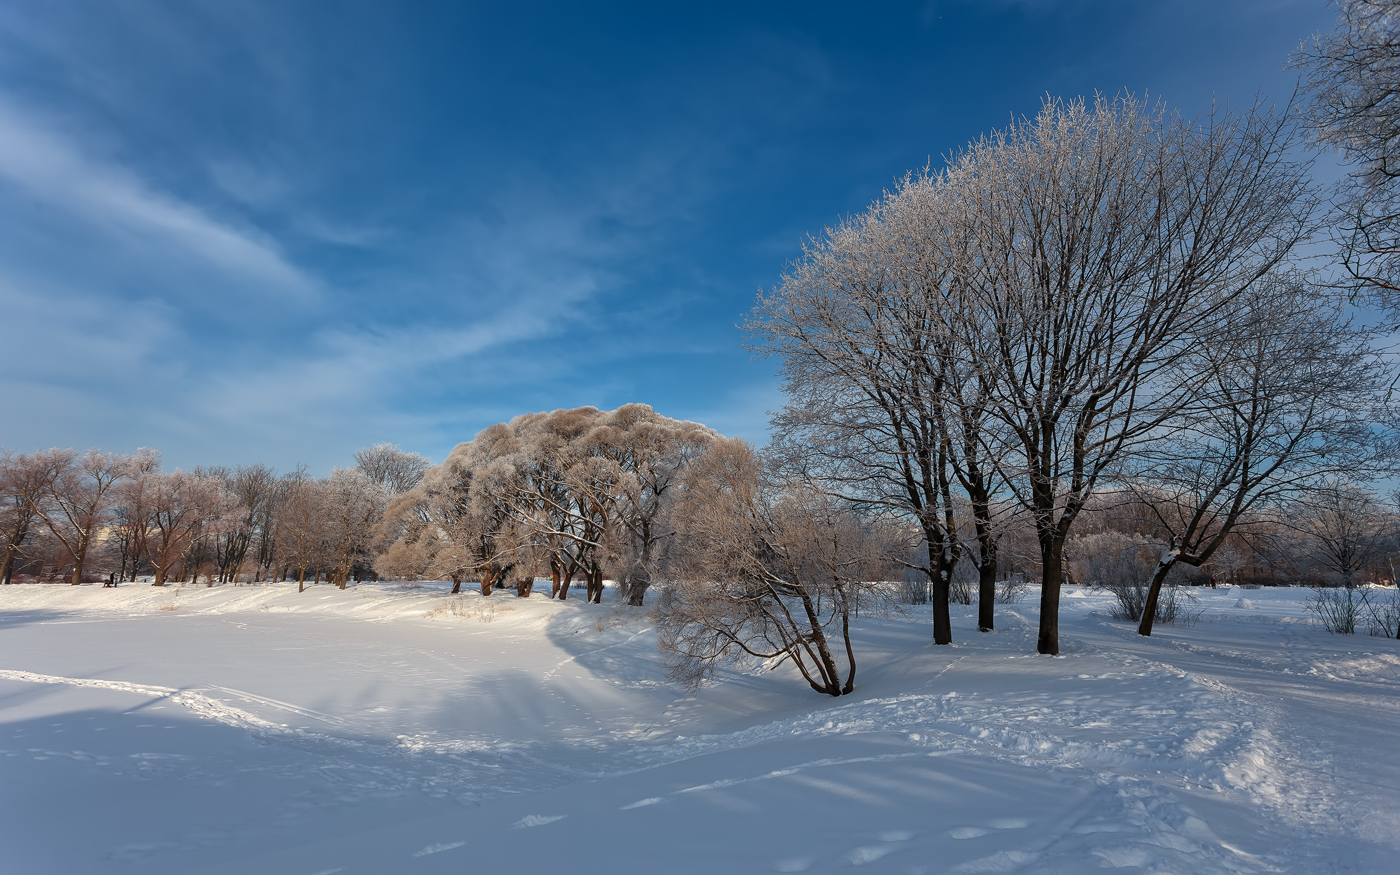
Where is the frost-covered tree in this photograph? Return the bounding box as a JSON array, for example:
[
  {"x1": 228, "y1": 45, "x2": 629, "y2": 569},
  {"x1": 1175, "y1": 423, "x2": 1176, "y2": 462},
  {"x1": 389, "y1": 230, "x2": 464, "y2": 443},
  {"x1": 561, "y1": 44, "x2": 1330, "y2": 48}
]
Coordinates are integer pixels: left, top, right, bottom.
[
  {"x1": 1298, "y1": 480, "x2": 1394, "y2": 587},
  {"x1": 1124, "y1": 274, "x2": 1388, "y2": 635},
  {"x1": 381, "y1": 405, "x2": 716, "y2": 602},
  {"x1": 31, "y1": 448, "x2": 153, "y2": 585},
  {"x1": 321, "y1": 468, "x2": 388, "y2": 589},
  {"x1": 655, "y1": 439, "x2": 898, "y2": 696},
  {"x1": 354, "y1": 444, "x2": 430, "y2": 496},
  {"x1": 0, "y1": 450, "x2": 55, "y2": 585},
  {"x1": 755, "y1": 94, "x2": 1317, "y2": 655},
  {"x1": 204, "y1": 464, "x2": 280, "y2": 583},
  {"x1": 276, "y1": 472, "x2": 329, "y2": 591},
  {"x1": 1297, "y1": 0, "x2": 1400, "y2": 307},
  {"x1": 142, "y1": 470, "x2": 226, "y2": 587}
]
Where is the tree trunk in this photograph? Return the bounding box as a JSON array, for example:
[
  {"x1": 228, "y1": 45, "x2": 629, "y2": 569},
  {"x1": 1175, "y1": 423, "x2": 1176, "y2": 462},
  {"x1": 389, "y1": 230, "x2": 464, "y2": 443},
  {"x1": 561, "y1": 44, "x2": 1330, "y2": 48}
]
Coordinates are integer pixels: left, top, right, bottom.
[
  {"x1": 516, "y1": 577, "x2": 533, "y2": 598},
  {"x1": 926, "y1": 537, "x2": 953, "y2": 645},
  {"x1": 585, "y1": 564, "x2": 604, "y2": 603},
  {"x1": 557, "y1": 572, "x2": 572, "y2": 600},
  {"x1": 1037, "y1": 537, "x2": 1065, "y2": 655},
  {"x1": 977, "y1": 560, "x2": 997, "y2": 632},
  {"x1": 480, "y1": 567, "x2": 495, "y2": 596},
  {"x1": 626, "y1": 568, "x2": 650, "y2": 606},
  {"x1": 450, "y1": 575, "x2": 461, "y2": 594},
  {"x1": 70, "y1": 541, "x2": 88, "y2": 584},
  {"x1": 931, "y1": 570, "x2": 952, "y2": 645},
  {"x1": 0, "y1": 546, "x2": 16, "y2": 585},
  {"x1": 1137, "y1": 554, "x2": 1178, "y2": 637}
]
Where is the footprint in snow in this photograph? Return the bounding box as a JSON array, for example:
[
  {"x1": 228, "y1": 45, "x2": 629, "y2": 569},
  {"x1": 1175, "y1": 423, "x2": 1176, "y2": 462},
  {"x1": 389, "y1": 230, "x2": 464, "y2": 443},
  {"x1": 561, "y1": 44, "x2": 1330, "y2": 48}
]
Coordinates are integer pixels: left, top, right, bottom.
[
  {"x1": 848, "y1": 844, "x2": 897, "y2": 865},
  {"x1": 878, "y1": 830, "x2": 918, "y2": 842},
  {"x1": 512, "y1": 814, "x2": 567, "y2": 829},
  {"x1": 412, "y1": 841, "x2": 464, "y2": 857},
  {"x1": 949, "y1": 826, "x2": 992, "y2": 839}
]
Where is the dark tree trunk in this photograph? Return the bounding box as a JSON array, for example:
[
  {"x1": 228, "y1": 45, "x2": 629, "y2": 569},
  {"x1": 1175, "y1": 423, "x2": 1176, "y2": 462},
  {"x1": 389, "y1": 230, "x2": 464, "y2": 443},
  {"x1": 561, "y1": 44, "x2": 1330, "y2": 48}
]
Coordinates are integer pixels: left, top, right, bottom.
[
  {"x1": 977, "y1": 561, "x2": 997, "y2": 632},
  {"x1": 1037, "y1": 537, "x2": 1065, "y2": 655},
  {"x1": 926, "y1": 538, "x2": 953, "y2": 645},
  {"x1": 450, "y1": 574, "x2": 461, "y2": 594},
  {"x1": 0, "y1": 546, "x2": 17, "y2": 585},
  {"x1": 516, "y1": 576, "x2": 533, "y2": 598},
  {"x1": 1138, "y1": 553, "x2": 1179, "y2": 637}
]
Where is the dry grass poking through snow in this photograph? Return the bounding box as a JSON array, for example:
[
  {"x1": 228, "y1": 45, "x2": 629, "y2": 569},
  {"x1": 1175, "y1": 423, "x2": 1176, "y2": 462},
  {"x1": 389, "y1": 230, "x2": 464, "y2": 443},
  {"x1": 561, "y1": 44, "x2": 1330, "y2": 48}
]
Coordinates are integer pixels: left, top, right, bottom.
[{"x1": 425, "y1": 598, "x2": 516, "y2": 623}]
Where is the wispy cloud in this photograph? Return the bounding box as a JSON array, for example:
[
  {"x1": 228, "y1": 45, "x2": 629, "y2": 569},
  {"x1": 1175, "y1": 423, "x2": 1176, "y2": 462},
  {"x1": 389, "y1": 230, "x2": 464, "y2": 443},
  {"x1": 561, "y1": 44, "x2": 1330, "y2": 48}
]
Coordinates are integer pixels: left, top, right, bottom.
[{"x1": 0, "y1": 99, "x2": 312, "y2": 296}]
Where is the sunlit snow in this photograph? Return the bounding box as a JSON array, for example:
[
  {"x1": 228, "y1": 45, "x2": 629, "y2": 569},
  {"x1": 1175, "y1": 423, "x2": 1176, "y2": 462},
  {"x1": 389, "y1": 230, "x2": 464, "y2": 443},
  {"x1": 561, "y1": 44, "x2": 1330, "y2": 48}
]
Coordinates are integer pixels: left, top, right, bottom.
[{"x1": 1, "y1": 581, "x2": 1396, "y2": 873}]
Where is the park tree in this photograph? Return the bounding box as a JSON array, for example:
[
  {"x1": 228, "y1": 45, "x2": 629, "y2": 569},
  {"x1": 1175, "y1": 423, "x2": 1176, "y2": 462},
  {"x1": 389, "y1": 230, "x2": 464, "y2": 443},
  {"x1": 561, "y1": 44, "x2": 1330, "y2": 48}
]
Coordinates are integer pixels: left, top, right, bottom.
[
  {"x1": 1125, "y1": 273, "x2": 1389, "y2": 634},
  {"x1": 354, "y1": 444, "x2": 431, "y2": 495},
  {"x1": 1298, "y1": 480, "x2": 1394, "y2": 587},
  {"x1": 756, "y1": 94, "x2": 1317, "y2": 654},
  {"x1": 276, "y1": 471, "x2": 328, "y2": 591},
  {"x1": 206, "y1": 464, "x2": 280, "y2": 583},
  {"x1": 32, "y1": 448, "x2": 155, "y2": 585},
  {"x1": 655, "y1": 439, "x2": 898, "y2": 697},
  {"x1": 0, "y1": 451, "x2": 55, "y2": 585},
  {"x1": 143, "y1": 470, "x2": 225, "y2": 587},
  {"x1": 1297, "y1": 0, "x2": 1400, "y2": 307}
]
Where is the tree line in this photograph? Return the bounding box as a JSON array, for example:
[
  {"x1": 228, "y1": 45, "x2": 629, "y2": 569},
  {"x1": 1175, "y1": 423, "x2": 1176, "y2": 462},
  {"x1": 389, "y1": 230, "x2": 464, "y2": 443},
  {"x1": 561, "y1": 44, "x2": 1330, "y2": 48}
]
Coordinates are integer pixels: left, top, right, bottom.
[
  {"x1": 0, "y1": 443, "x2": 428, "y2": 590},
  {"x1": 7, "y1": 4, "x2": 1400, "y2": 695}
]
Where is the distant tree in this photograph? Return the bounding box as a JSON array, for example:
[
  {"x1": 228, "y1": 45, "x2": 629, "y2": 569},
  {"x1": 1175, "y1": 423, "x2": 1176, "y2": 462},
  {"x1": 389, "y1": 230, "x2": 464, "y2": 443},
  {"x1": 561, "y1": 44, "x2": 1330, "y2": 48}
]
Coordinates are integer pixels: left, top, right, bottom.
[
  {"x1": 1125, "y1": 273, "x2": 1389, "y2": 635},
  {"x1": 1297, "y1": 0, "x2": 1400, "y2": 307},
  {"x1": 143, "y1": 470, "x2": 224, "y2": 587},
  {"x1": 322, "y1": 468, "x2": 388, "y2": 588},
  {"x1": 656, "y1": 439, "x2": 898, "y2": 697},
  {"x1": 588, "y1": 405, "x2": 717, "y2": 606},
  {"x1": 32, "y1": 449, "x2": 153, "y2": 585},
  {"x1": 1298, "y1": 480, "x2": 1393, "y2": 587},
  {"x1": 208, "y1": 464, "x2": 279, "y2": 583},
  {"x1": 276, "y1": 472, "x2": 328, "y2": 592},
  {"x1": 381, "y1": 406, "x2": 718, "y2": 602},
  {"x1": 0, "y1": 451, "x2": 55, "y2": 585},
  {"x1": 354, "y1": 444, "x2": 430, "y2": 495}
]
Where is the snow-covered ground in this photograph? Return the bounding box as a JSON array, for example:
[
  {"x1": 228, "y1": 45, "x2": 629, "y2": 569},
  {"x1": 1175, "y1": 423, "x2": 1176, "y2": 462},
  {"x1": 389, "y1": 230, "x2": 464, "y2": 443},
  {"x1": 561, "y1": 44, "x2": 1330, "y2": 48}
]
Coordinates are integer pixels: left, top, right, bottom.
[{"x1": 1, "y1": 581, "x2": 1396, "y2": 874}]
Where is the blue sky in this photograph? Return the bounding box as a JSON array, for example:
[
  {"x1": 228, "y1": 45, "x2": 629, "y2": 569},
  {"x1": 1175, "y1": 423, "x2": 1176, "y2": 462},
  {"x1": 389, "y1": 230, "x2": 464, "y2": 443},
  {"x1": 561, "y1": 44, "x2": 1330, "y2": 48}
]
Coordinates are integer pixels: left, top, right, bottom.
[{"x1": 0, "y1": 0, "x2": 1336, "y2": 473}]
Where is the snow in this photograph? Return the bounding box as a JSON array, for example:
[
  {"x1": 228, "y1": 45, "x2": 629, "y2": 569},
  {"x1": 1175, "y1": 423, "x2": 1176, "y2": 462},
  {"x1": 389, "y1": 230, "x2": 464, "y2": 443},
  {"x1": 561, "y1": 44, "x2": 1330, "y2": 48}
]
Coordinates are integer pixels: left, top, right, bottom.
[{"x1": 1, "y1": 582, "x2": 1396, "y2": 874}]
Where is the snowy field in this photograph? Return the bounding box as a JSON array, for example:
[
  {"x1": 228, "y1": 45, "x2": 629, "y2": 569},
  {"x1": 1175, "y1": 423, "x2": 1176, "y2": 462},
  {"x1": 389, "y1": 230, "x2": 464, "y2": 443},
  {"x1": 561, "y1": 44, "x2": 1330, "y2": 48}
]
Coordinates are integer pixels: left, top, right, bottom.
[{"x1": 1, "y1": 582, "x2": 1396, "y2": 875}]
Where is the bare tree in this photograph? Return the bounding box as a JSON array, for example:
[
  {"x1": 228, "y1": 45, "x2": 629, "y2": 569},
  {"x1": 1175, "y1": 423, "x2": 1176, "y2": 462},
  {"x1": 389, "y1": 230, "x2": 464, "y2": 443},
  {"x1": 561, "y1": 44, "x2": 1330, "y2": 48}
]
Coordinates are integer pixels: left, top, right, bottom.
[
  {"x1": 276, "y1": 471, "x2": 328, "y2": 592},
  {"x1": 656, "y1": 439, "x2": 898, "y2": 697},
  {"x1": 1127, "y1": 274, "x2": 1388, "y2": 634},
  {"x1": 754, "y1": 95, "x2": 1315, "y2": 655},
  {"x1": 1, "y1": 451, "x2": 56, "y2": 585},
  {"x1": 354, "y1": 444, "x2": 431, "y2": 495},
  {"x1": 751, "y1": 187, "x2": 975, "y2": 645},
  {"x1": 1299, "y1": 480, "x2": 1393, "y2": 586},
  {"x1": 320, "y1": 468, "x2": 387, "y2": 588},
  {"x1": 1297, "y1": 0, "x2": 1400, "y2": 306},
  {"x1": 940, "y1": 95, "x2": 1313, "y2": 654},
  {"x1": 32, "y1": 449, "x2": 152, "y2": 585},
  {"x1": 590, "y1": 405, "x2": 716, "y2": 606},
  {"x1": 207, "y1": 464, "x2": 279, "y2": 583},
  {"x1": 143, "y1": 470, "x2": 224, "y2": 587}
]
